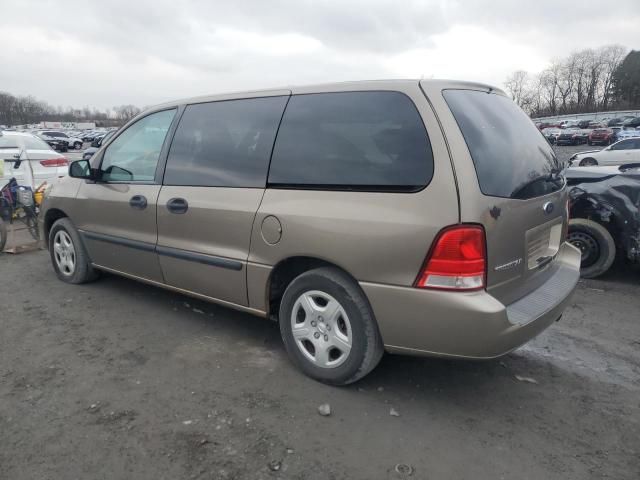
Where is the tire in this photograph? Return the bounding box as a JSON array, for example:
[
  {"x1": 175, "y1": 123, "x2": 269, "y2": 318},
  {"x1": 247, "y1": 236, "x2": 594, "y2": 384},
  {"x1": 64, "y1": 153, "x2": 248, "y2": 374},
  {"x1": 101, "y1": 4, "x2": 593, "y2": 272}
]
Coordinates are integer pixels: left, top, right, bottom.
[
  {"x1": 567, "y1": 218, "x2": 616, "y2": 278},
  {"x1": 588, "y1": 140, "x2": 592, "y2": 146},
  {"x1": 0, "y1": 218, "x2": 6, "y2": 252},
  {"x1": 74, "y1": 141, "x2": 82, "y2": 149},
  {"x1": 580, "y1": 157, "x2": 598, "y2": 166},
  {"x1": 49, "y1": 218, "x2": 99, "y2": 284},
  {"x1": 279, "y1": 267, "x2": 384, "y2": 385}
]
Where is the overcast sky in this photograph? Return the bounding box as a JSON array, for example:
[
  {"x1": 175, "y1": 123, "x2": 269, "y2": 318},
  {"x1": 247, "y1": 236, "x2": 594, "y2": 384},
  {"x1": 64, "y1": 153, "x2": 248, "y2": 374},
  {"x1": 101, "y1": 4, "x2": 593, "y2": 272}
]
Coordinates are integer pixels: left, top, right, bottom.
[{"x1": 1, "y1": 0, "x2": 638, "y2": 110}]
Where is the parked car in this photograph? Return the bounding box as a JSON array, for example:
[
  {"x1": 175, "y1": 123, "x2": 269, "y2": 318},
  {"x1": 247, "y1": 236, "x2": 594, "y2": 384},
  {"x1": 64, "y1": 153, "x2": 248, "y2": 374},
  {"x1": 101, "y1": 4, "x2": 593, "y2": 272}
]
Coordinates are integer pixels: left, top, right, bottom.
[
  {"x1": 577, "y1": 120, "x2": 593, "y2": 129},
  {"x1": 36, "y1": 133, "x2": 68, "y2": 152},
  {"x1": 537, "y1": 121, "x2": 563, "y2": 130},
  {"x1": 569, "y1": 138, "x2": 640, "y2": 166},
  {"x1": 588, "y1": 128, "x2": 615, "y2": 145},
  {"x1": 0, "y1": 131, "x2": 69, "y2": 187},
  {"x1": 560, "y1": 120, "x2": 580, "y2": 129},
  {"x1": 566, "y1": 164, "x2": 640, "y2": 277},
  {"x1": 39, "y1": 80, "x2": 580, "y2": 385},
  {"x1": 81, "y1": 131, "x2": 104, "y2": 142},
  {"x1": 82, "y1": 130, "x2": 116, "y2": 160},
  {"x1": 622, "y1": 117, "x2": 640, "y2": 129},
  {"x1": 542, "y1": 127, "x2": 562, "y2": 144},
  {"x1": 556, "y1": 128, "x2": 588, "y2": 146},
  {"x1": 616, "y1": 128, "x2": 640, "y2": 141},
  {"x1": 607, "y1": 117, "x2": 627, "y2": 127},
  {"x1": 40, "y1": 131, "x2": 84, "y2": 150}
]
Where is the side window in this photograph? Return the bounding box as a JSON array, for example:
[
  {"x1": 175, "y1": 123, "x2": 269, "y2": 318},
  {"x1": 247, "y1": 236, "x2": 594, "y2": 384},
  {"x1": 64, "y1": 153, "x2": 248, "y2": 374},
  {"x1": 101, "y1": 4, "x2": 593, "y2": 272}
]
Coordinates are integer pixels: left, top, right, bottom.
[
  {"x1": 268, "y1": 91, "x2": 433, "y2": 191},
  {"x1": 612, "y1": 139, "x2": 633, "y2": 151},
  {"x1": 164, "y1": 96, "x2": 288, "y2": 187},
  {"x1": 101, "y1": 109, "x2": 176, "y2": 182}
]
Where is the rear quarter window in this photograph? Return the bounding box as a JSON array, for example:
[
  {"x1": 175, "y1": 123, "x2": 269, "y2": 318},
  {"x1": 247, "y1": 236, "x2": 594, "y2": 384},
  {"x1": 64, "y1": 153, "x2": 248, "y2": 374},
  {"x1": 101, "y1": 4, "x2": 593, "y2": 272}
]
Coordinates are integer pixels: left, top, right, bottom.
[
  {"x1": 443, "y1": 89, "x2": 562, "y2": 199},
  {"x1": 268, "y1": 91, "x2": 433, "y2": 191}
]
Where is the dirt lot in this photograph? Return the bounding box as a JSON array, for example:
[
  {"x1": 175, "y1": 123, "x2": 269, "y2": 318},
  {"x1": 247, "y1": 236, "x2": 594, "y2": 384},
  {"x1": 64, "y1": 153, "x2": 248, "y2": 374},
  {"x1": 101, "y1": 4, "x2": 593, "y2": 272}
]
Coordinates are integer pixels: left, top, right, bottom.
[
  {"x1": 1, "y1": 143, "x2": 638, "y2": 480},
  {"x1": 1, "y1": 249, "x2": 639, "y2": 480}
]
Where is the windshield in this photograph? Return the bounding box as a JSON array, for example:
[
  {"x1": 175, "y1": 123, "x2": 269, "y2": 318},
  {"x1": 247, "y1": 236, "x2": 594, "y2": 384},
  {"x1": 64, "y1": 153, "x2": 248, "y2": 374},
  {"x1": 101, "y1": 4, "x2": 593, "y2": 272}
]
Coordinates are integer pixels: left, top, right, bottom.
[{"x1": 443, "y1": 89, "x2": 562, "y2": 200}]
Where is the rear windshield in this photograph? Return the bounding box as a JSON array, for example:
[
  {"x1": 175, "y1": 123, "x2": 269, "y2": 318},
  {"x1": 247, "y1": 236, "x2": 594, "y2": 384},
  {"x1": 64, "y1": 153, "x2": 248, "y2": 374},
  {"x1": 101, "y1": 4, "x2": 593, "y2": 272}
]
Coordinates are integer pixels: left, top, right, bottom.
[{"x1": 443, "y1": 89, "x2": 562, "y2": 200}]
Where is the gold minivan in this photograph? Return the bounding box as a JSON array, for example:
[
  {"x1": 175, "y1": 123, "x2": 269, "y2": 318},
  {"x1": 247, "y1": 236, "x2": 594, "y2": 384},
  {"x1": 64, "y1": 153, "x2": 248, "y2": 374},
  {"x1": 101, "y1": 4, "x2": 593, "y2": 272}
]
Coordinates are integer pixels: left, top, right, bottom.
[{"x1": 40, "y1": 80, "x2": 581, "y2": 384}]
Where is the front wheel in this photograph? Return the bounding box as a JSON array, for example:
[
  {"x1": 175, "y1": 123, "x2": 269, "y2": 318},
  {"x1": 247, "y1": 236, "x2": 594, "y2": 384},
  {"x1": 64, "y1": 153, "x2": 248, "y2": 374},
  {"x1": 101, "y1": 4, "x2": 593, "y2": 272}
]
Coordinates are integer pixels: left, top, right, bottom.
[
  {"x1": 568, "y1": 218, "x2": 616, "y2": 278},
  {"x1": 279, "y1": 267, "x2": 384, "y2": 385},
  {"x1": 580, "y1": 157, "x2": 598, "y2": 166},
  {"x1": 49, "y1": 218, "x2": 99, "y2": 284}
]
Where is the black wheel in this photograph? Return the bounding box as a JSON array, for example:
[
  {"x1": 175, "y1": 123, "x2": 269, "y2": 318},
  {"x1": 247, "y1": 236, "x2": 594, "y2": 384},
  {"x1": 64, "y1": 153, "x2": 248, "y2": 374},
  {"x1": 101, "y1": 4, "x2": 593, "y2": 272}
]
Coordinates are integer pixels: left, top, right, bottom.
[
  {"x1": 49, "y1": 218, "x2": 99, "y2": 284},
  {"x1": 0, "y1": 218, "x2": 6, "y2": 252},
  {"x1": 580, "y1": 157, "x2": 598, "y2": 166},
  {"x1": 74, "y1": 141, "x2": 83, "y2": 149},
  {"x1": 279, "y1": 267, "x2": 384, "y2": 385},
  {"x1": 588, "y1": 140, "x2": 592, "y2": 146},
  {"x1": 567, "y1": 218, "x2": 616, "y2": 278}
]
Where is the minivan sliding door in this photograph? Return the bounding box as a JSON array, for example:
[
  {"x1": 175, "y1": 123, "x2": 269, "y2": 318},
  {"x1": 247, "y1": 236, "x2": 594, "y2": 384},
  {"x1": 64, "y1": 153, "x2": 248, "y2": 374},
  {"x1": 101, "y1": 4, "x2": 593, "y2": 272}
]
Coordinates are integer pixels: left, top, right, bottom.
[{"x1": 156, "y1": 93, "x2": 289, "y2": 307}]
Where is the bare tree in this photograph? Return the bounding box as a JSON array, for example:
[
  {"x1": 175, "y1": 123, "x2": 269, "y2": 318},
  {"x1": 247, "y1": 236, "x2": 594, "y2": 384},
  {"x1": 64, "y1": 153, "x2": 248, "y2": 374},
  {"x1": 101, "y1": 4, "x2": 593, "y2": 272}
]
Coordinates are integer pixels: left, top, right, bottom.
[
  {"x1": 504, "y1": 44, "x2": 632, "y2": 117},
  {"x1": 114, "y1": 105, "x2": 141, "y2": 122},
  {"x1": 504, "y1": 70, "x2": 529, "y2": 108}
]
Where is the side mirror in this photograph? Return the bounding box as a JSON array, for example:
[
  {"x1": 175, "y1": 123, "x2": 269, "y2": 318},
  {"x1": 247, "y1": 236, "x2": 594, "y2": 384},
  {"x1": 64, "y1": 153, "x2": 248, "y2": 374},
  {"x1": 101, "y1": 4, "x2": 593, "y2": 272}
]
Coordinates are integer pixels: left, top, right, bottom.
[{"x1": 69, "y1": 159, "x2": 95, "y2": 180}]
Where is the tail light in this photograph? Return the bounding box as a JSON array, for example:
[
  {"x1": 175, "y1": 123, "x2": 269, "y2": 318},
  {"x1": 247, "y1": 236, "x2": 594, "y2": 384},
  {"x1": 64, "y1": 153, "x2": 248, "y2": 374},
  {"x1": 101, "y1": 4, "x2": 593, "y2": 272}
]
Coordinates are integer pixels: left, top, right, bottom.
[
  {"x1": 40, "y1": 158, "x2": 69, "y2": 167},
  {"x1": 415, "y1": 225, "x2": 486, "y2": 291}
]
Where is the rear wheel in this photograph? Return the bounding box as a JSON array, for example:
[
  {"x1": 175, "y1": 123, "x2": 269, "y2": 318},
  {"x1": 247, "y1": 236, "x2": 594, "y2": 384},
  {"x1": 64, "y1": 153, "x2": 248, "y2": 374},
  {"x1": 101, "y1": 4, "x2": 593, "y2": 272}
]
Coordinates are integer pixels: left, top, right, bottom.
[
  {"x1": 74, "y1": 141, "x2": 83, "y2": 149},
  {"x1": 568, "y1": 218, "x2": 616, "y2": 278},
  {"x1": 580, "y1": 157, "x2": 598, "y2": 166},
  {"x1": 279, "y1": 267, "x2": 384, "y2": 385}
]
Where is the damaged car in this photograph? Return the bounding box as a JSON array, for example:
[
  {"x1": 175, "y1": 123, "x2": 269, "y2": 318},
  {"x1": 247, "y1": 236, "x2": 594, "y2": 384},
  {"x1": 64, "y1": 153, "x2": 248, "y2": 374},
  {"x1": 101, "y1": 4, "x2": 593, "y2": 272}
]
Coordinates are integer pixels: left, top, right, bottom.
[{"x1": 566, "y1": 164, "x2": 640, "y2": 277}]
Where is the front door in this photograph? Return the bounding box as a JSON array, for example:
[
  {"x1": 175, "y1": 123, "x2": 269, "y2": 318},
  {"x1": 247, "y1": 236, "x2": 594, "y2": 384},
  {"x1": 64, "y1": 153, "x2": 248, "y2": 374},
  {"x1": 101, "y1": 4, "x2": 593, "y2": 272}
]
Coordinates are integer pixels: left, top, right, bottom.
[
  {"x1": 155, "y1": 94, "x2": 289, "y2": 306},
  {"x1": 73, "y1": 108, "x2": 177, "y2": 282}
]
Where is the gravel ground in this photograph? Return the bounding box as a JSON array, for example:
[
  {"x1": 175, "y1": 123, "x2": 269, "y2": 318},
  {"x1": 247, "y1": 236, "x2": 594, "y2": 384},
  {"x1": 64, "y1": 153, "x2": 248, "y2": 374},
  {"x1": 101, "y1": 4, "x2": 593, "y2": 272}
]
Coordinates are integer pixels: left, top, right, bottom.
[{"x1": 1, "y1": 248, "x2": 639, "y2": 480}]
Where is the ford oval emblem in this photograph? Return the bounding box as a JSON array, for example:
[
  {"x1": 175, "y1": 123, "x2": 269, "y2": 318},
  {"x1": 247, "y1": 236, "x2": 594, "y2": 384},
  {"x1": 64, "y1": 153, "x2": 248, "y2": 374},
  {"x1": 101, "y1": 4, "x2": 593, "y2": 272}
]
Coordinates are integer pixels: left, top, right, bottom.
[{"x1": 543, "y1": 202, "x2": 554, "y2": 214}]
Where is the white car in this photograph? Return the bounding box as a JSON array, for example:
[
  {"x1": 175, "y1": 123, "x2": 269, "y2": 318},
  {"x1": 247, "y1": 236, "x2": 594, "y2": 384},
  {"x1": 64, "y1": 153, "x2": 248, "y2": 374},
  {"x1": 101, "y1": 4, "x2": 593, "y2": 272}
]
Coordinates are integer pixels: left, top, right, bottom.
[
  {"x1": 569, "y1": 138, "x2": 640, "y2": 167},
  {"x1": 0, "y1": 131, "x2": 69, "y2": 188}
]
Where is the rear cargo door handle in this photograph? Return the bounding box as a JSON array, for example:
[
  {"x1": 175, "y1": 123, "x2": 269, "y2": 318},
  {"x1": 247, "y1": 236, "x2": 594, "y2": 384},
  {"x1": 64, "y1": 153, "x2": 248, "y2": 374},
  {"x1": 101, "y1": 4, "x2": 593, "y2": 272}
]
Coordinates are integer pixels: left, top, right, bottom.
[
  {"x1": 129, "y1": 195, "x2": 147, "y2": 210},
  {"x1": 536, "y1": 255, "x2": 553, "y2": 268},
  {"x1": 166, "y1": 197, "x2": 188, "y2": 214}
]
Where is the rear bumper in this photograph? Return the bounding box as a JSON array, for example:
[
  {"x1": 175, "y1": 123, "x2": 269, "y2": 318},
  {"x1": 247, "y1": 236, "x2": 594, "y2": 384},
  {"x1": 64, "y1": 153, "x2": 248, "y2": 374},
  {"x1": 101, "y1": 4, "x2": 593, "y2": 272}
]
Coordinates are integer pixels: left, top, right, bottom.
[{"x1": 361, "y1": 242, "x2": 581, "y2": 359}]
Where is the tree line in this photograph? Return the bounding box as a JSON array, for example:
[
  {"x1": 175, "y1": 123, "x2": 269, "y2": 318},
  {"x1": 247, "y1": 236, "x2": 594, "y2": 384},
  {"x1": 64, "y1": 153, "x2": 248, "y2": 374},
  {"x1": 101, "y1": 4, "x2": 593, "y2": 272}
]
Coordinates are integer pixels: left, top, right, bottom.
[
  {"x1": 0, "y1": 92, "x2": 141, "y2": 127},
  {"x1": 504, "y1": 46, "x2": 640, "y2": 118}
]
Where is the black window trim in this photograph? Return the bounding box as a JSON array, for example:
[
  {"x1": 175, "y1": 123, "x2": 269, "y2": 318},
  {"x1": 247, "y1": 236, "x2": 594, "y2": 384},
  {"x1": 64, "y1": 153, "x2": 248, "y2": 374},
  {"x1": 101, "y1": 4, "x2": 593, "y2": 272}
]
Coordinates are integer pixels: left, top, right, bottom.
[{"x1": 264, "y1": 89, "x2": 434, "y2": 194}]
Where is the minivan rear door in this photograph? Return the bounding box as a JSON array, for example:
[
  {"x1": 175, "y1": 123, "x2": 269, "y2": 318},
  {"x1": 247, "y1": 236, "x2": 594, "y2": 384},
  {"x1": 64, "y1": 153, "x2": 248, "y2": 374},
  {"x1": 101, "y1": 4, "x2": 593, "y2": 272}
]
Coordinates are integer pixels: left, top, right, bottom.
[{"x1": 423, "y1": 83, "x2": 567, "y2": 305}]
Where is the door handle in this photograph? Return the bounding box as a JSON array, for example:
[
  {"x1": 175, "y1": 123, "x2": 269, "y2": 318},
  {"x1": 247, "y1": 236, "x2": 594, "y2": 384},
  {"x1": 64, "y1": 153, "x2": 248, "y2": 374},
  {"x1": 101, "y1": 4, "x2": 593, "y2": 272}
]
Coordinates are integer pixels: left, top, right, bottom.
[
  {"x1": 166, "y1": 197, "x2": 188, "y2": 214},
  {"x1": 129, "y1": 195, "x2": 148, "y2": 210}
]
